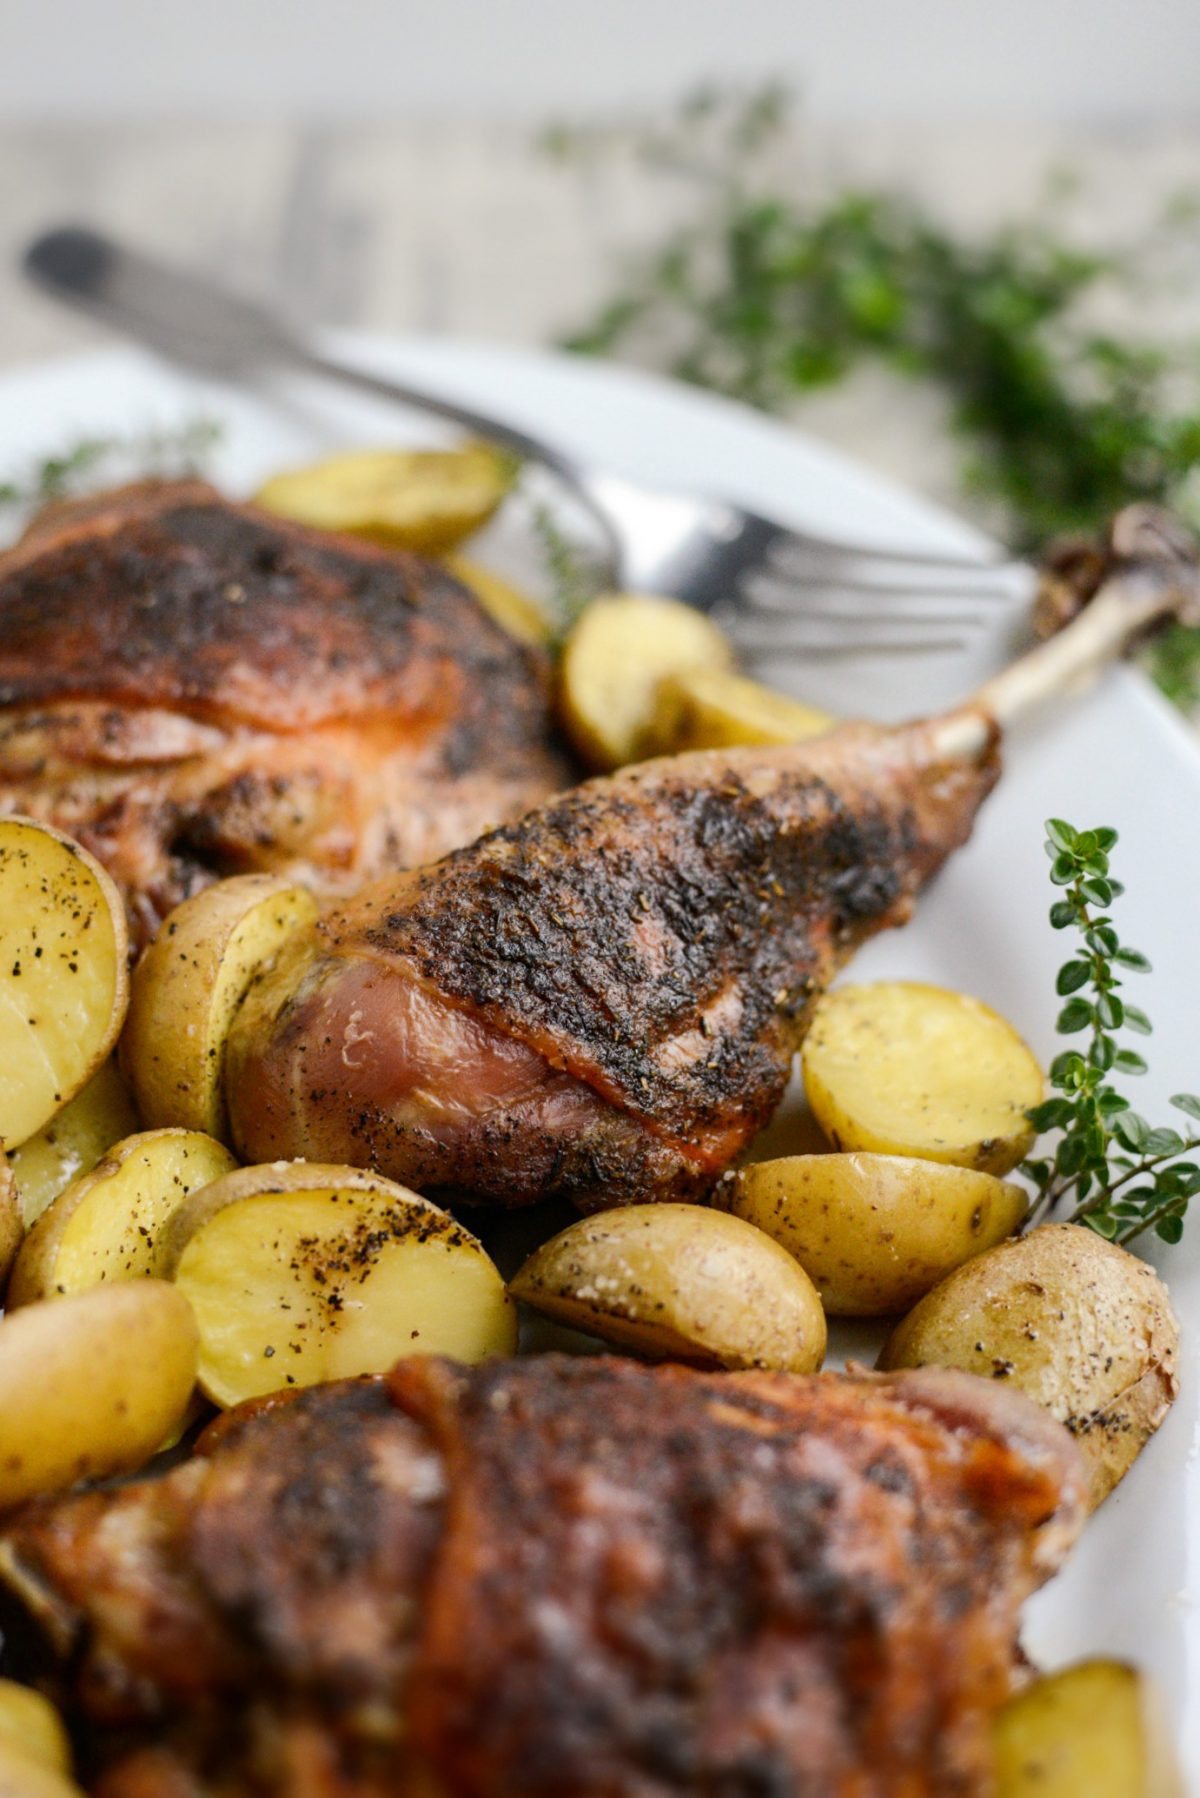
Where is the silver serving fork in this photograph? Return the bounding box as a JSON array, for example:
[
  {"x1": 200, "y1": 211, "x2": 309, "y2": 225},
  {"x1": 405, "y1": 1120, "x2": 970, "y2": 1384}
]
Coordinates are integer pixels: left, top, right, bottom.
[{"x1": 24, "y1": 225, "x2": 1032, "y2": 657}]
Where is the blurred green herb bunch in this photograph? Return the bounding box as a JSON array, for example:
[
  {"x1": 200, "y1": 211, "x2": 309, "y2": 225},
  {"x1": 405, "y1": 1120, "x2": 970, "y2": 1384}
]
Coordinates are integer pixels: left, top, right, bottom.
[{"x1": 546, "y1": 86, "x2": 1200, "y2": 708}]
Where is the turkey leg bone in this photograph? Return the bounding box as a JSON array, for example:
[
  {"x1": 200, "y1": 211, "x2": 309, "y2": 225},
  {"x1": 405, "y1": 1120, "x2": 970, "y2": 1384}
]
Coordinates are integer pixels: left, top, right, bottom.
[{"x1": 224, "y1": 506, "x2": 1200, "y2": 1211}]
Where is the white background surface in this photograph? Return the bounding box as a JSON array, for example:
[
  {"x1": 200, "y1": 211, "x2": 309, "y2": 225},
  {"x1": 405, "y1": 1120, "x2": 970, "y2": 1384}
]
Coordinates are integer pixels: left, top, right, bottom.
[{"x1": 3, "y1": 0, "x2": 1199, "y2": 124}]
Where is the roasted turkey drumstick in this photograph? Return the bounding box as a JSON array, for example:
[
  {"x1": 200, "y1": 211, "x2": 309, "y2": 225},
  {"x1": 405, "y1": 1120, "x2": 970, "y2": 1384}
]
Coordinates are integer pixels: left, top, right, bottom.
[
  {"x1": 227, "y1": 506, "x2": 1200, "y2": 1210},
  {"x1": 0, "y1": 1356, "x2": 1086, "y2": 1797}
]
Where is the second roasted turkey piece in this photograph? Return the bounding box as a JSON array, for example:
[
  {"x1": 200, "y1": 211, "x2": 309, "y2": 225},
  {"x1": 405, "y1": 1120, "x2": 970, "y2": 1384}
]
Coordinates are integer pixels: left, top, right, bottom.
[{"x1": 0, "y1": 480, "x2": 573, "y2": 944}]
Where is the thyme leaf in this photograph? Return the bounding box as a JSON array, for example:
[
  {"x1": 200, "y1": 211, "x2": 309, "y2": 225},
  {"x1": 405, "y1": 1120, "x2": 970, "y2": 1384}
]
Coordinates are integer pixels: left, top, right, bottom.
[{"x1": 1024, "y1": 818, "x2": 1200, "y2": 1246}]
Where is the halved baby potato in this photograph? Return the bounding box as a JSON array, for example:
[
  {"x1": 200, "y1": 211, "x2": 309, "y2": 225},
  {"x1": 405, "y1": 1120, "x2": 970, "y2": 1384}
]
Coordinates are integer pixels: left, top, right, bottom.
[
  {"x1": 878, "y1": 1223, "x2": 1179, "y2": 1508},
  {"x1": 121, "y1": 874, "x2": 318, "y2": 1141},
  {"x1": 444, "y1": 554, "x2": 552, "y2": 646},
  {"x1": 254, "y1": 443, "x2": 515, "y2": 553},
  {"x1": 8, "y1": 1128, "x2": 237, "y2": 1307},
  {"x1": 0, "y1": 1682, "x2": 73, "y2": 1779},
  {"x1": 0, "y1": 1280, "x2": 199, "y2": 1507},
  {"x1": 0, "y1": 817, "x2": 129, "y2": 1153},
  {"x1": 162, "y1": 1163, "x2": 517, "y2": 1407},
  {"x1": 557, "y1": 593, "x2": 734, "y2": 770},
  {"x1": 723, "y1": 1153, "x2": 1028, "y2": 1315},
  {"x1": 646, "y1": 665, "x2": 835, "y2": 754},
  {"x1": 992, "y1": 1659, "x2": 1184, "y2": 1797},
  {"x1": 802, "y1": 981, "x2": 1045, "y2": 1176},
  {"x1": 508, "y1": 1203, "x2": 827, "y2": 1373},
  {"x1": 7, "y1": 1059, "x2": 139, "y2": 1229}
]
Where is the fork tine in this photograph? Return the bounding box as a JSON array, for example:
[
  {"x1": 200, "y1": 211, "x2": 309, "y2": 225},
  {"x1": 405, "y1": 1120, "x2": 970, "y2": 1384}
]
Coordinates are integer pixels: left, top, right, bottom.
[
  {"x1": 737, "y1": 573, "x2": 991, "y2": 631},
  {"x1": 764, "y1": 530, "x2": 1031, "y2": 602},
  {"x1": 720, "y1": 616, "x2": 972, "y2": 658}
]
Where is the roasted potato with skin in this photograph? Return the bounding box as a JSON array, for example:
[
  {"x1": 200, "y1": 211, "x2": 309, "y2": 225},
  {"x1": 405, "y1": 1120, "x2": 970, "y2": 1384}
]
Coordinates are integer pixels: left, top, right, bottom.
[
  {"x1": 121, "y1": 874, "x2": 318, "y2": 1141},
  {"x1": 508, "y1": 1204, "x2": 827, "y2": 1373},
  {"x1": 0, "y1": 1164, "x2": 21, "y2": 1296},
  {"x1": 162, "y1": 1163, "x2": 517, "y2": 1408},
  {"x1": 254, "y1": 443, "x2": 515, "y2": 553},
  {"x1": 645, "y1": 665, "x2": 835, "y2": 754},
  {"x1": 722, "y1": 1153, "x2": 1028, "y2": 1315},
  {"x1": 444, "y1": 554, "x2": 552, "y2": 646},
  {"x1": 0, "y1": 1281, "x2": 199, "y2": 1507},
  {"x1": 0, "y1": 1683, "x2": 73, "y2": 1778},
  {"x1": 992, "y1": 1660, "x2": 1183, "y2": 1797},
  {"x1": 878, "y1": 1223, "x2": 1179, "y2": 1507},
  {"x1": 0, "y1": 1745, "x2": 82, "y2": 1798},
  {"x1": 802, "y1": 981, "x2": 1045, "y2": 1176},
  {"x1": 557, "y1": 593, "x2": 734, "y2": 770},
  {"x1": 9, "y1": 1128, "x2": 237, "y2": 1307},
  {"x1": 7, "y1": 1060, "x2": 139, "y2": 1228},
  {"x1": 0, "y1": 817, "x2": 129, "y2": 1153}
]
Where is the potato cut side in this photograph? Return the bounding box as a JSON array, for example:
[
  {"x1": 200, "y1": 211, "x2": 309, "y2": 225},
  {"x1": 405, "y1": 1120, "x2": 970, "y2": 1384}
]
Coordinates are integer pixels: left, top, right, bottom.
[
  {"x1": 444, "y1": 554, "x2": 552, "y2": 646},
  {"x1": 509, "y1": 1203, "x2": 827, "y2": 1373},
  {"x1": 557, "y1": 593, "x2": 735, "y2": 770},
  {"x1": 0, "y1": 1682, "x2": 73, "y2": 1777},
  {"x1": 9, "y1": 1129, "x2": 237, "y2": 1307},
  {"x1": 802, "y1": 980, "x2": 1044, "y2": 1176},
  {"x1": 993, "y1": 1660, "x2": 1184, "y2": 1797},
  {"x1": 0, "y1": 818, "x2": 129, "y2": 1152},
  {"x1": 254, "y1": 443, "x2": 514, "y2": 553},
  {"x1": 121, "y1": 874, "x2": 318, "y2": 1140},
  {"x1": 0, "y1": 1281, "x2": 198, "y2": 1506},
  {"x1": 724, "y1": 1153, "x2": 1028, "y2": 1316},
  {"x1": 646, "y1": 665, "x2": 835, "y2": 754},
  {"x1": 7, "y1": 1060, "x2": 139, "y2": 1228},
  {"x1": 163, "y1": 1163, "x2": 517, "y2": 1407},
  {"x1": 878, "y1": 1223, "x2": 1179, "y2": 1508}
]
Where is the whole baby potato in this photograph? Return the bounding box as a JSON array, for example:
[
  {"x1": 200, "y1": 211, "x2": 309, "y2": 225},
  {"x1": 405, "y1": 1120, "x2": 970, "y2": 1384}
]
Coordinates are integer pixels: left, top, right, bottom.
[
  {"x1": 0, "y1": 1165, "x2": 22, "y2": 1297},
  {"x1": 509, "y1": 1203, "x2": 827, "y2": 1373},
  {"x1": 878, "y1": 1223, "x2": 1179, "y2": 1507},
  {"x1": 723, "y1": 1152, "x2": 1028, "y2": 1315},
  {"x1": 802, "y1": 981, "x2": 1045, "y2": 1177},
  {"x1": 0, "y1": 1281, "x2": 199, "y2": 1507}
]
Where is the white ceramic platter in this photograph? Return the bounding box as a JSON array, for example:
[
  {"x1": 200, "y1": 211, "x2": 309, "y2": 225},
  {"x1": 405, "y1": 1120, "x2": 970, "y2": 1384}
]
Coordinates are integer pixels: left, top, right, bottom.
[{"x1": 3, "y1": 338, "x2": 1198, "y2": 1783}]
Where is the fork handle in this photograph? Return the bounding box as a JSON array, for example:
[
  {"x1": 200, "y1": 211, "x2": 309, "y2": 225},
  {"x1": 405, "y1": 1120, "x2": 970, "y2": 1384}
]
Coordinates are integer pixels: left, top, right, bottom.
[{"x1": 24, "y1": 225, "x2": 625, "y2": 585}]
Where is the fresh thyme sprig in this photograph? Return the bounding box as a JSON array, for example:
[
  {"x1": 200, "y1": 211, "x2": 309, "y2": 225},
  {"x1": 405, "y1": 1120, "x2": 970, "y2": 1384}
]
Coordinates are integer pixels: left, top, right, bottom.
[
  {"x1": 548, "y1": 86, "x2": 1200, "y2": 706},
  {"x1": 0, "y1": 419, "x2": 223, "y2": 516},
  {"x1": 528, "y1": 502, "x2": 605, "y2": 646},
  {"x1": 1023, "y1": 818, "x2": 1200, "y2": 1245}
]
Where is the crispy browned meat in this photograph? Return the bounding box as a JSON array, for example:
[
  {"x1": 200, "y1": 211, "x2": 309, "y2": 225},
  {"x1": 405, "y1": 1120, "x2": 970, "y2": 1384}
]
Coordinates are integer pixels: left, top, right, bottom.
[
  {"x1": 226, "y1": 718, "x2": 999, "y2": 1208},
  {"x1": 0, "y1": 1357, "x2": 1085, "y2": 1798},
  {"x1": 0, "y1": 1377, "x2": 442, "y2": 1795},
  {"x1": 0, "y1": 481, "x2": 572, "y2": 944}
]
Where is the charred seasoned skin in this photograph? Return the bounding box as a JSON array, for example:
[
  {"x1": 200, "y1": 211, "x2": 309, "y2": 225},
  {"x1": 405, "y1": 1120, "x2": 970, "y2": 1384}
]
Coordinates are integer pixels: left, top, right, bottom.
[
  {"x1": 0, "y1": 1357, "x2": 1085, "y2": 1798},
  {"x1": 0, "y1": 1377, "x2": 443, "y2": 1795},
  {"x1": 226, "y1": 717, "x2": 1000, "y2": 1208},
  {"x1": 0, "y1": 481, "x2": 573, "y2": 945}
]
